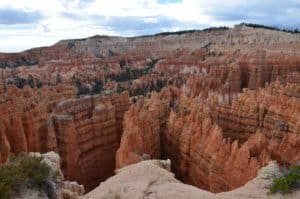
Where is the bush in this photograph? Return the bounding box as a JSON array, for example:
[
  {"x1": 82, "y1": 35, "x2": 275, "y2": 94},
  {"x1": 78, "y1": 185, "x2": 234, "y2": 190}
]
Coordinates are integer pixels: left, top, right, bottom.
[
  {"x1": 19, "y1": 155, "x2": 51, "y2": 189},
  {"x1": 269, "y1": 165, "x2": 300, "y2": 194},
  {"x1": 14, "y1": 76, "x2": 26, "y2": 89},
  {"x1": 0, "y1": 154, "x2": 57, "y2": 199},
  {"x1": 27, "y1": 75, "x2": 35, "y2": 88},
  {"x1": 36, "y1": 80, "x2": 43, "y2": 88},
  {"x1": 11, "y1": 75, "x2": 43, "y2": 89},
  {"x1": 91, "y1": 80, "x2": 103, "y2": 95}
]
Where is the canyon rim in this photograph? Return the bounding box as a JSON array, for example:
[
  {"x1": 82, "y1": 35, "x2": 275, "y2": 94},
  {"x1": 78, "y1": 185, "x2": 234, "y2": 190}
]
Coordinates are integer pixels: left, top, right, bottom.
[{"x1": 0, "y1": 18, "x2": 299, "y2": 199}]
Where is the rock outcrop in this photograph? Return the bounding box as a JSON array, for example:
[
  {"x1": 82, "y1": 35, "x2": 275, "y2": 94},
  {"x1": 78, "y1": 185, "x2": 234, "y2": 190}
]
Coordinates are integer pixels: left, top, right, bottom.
[
  {"x1": 85, "y1": 159, "x2": 300, "y2": 199},
  {"x1": 0, "y1": 85, "x2": 76, "y2": 158},
  {"x1": 0, "y1": 25, "x2": 299, "y2": 195},
  {"x1": 116, "y1": 81, "x2": 300, "y2": 192},
  {"x1": 12, "y1": 152, "x2": 84, "y2": 199},
  {"x1": 52, "y1": 92, "x2": 130, "y2": 191},
  {"x1": 1, "y1": 25, "x2": 299, "y2": 97}
]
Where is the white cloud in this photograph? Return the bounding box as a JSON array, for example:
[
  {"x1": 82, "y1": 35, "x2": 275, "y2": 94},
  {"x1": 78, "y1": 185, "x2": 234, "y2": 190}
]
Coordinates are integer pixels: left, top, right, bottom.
[
  {"x1": 143, "y1": 17, "x2": 159, "y2": 23},
  {"x1": 0, "y1": 0, "x2": 299, "y2": 52}
]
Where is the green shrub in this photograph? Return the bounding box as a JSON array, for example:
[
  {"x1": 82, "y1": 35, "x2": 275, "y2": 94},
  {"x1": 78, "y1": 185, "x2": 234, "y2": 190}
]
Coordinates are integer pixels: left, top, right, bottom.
[
  {"x1": 27, "y1": 75, "x2": 35, "y2": 88},
  {"x1": 0, "y1": 154, "x2": 56, "y2": 199},
  {"x1": 91, "y1": 80, "x2": 103, "y2": 95},
  {"x1": 269, "y1": 165, "x2": 300, "y2": 194},
  {"x1": 14, "y1": 76, "x2": 26, "y2": 89},
  {"x1": 19, "y1": 155, "x2": 51, "y2": 189}
]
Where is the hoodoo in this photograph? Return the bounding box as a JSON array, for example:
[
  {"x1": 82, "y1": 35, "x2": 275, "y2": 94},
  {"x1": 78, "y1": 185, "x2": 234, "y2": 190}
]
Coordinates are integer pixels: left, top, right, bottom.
[
  {"x1": 0, "y1": 24, "x2": 299, "y2": 198},
  {"x1": 116, "y1": 81, "x2": 300, "y2": 192}
]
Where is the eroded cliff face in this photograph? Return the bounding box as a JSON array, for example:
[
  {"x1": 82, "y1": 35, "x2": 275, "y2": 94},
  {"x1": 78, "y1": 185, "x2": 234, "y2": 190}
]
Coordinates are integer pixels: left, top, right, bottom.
[
  {"x1": 52, "y1": 92, "x2": 130, "y2": 190},
  {"x1": 0, "y1": 85, "x2": 75, "y2": 158},
  {"x1": 0, "y1": 84, "x2": 130, "y2": 191},
  {"x1": 116, "y1": 81, "x2": 300, "y2": 192},
  {"x1": 1, "y1": 26, "x2": 299, "y2": 97},
  {"x1": 0, "y1": 25, "x2": 300, "y2": 194}
]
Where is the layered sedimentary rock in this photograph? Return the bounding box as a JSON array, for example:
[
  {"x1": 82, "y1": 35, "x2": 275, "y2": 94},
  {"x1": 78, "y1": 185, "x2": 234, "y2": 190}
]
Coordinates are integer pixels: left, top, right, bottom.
[
  {"x1": 110, "y1": 92, "x2": 131, "y2": 142},
  {"x1": 1, "y1": 25, "x2": 299, "y2": 97},
  {"x1": 52, "y1": 92, "x2": 130, "y2": 190},
  {"x1": 85, "y1": 159, "x2": 300, "y2": 199},
  {"x1": 0, "y1": 25, "x2": 300, "y2": 194},
  {"x1": 0, "y1": 84, "x2": 130, "y2": 191},
  {"x1": 116, "y1": 87, "x2": 179, "y2": 168},
  {"x1": 116, "y1": 81, "x2": 300, "y2": 192},
  {"x1": 0, "y1": 84, "x2": 76, "y2": 159}
]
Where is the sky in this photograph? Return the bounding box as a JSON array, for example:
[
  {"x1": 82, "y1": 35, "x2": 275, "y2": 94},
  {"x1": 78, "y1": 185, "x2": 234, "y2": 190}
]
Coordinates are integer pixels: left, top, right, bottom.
[{"x1": 0, "y1": 0, "x2": 300, "y2": 52}]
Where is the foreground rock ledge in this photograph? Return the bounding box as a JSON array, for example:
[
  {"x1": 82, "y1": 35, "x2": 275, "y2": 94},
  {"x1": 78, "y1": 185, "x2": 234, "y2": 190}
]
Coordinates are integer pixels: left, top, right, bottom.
[
  {"x1": 11, "y1": 152, "x2": 84, "y2": 199},
  {"x1": 84, "y1": 160, "x2": 300, "y2": 199}
]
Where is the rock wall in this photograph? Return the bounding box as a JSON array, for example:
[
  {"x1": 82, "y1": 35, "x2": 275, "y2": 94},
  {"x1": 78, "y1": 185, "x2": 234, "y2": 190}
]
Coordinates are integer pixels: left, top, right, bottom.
[
  {"x1": 0, "y1": 25, "x2": 299, "y2": 194},
  {"x1": 1, "y1": 26, "x2": 299, "y2": 97},
  {"x1": 0, "y1": 85, "x2": 75, "y2": 159},
  {"x1": 52, "y1": 92, "x2": 130, "y2": 190},
  {"x1": 0, "y1": 85, "x2": 130, "y2": 191},
  {"x1": 110, "y1": 92, "x2": 131, "y2": 142},
  {"x1": 116, "y1": 87, "x2": 179, "y2": 168},
  {"x1": 116, "y1": 82, "x2": 300, "y2": 192}
]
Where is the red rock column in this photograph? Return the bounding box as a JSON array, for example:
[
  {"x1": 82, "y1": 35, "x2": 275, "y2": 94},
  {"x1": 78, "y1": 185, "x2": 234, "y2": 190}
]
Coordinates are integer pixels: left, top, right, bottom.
[
  {"x1": 53, "y1": 115, "x2": 82, "y2": 182},
  {"x1": 0, "y1": 123, "x2": 10, "y2": 163},
  {"x1": 5, "y1": 115, "x2": 28, "y2": 153},
  {"x1": 110, "y1": 92, "x2": 131, "y2": 143}
]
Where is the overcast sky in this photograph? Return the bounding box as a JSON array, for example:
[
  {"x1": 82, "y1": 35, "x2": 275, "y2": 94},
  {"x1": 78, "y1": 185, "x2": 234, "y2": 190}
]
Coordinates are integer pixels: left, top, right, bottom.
[{"x1": 0, "y1": 0, "x2": 300, "y2": 52}]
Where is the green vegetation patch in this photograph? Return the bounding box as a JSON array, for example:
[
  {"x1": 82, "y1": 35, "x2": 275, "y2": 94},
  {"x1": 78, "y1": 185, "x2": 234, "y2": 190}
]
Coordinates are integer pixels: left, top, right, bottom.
[
  {"x1": 269, "y1": 165, "x2": 300, "y2": 195},
  {"x1": 11, "y1": 75, "x2": 43, "y2": 89},
  {"x1": 241, "y1": 23, "x2": 300, "y2": 34},
  {"x1": 0, "y1": 154, "x2": 58, "y2": 199}
]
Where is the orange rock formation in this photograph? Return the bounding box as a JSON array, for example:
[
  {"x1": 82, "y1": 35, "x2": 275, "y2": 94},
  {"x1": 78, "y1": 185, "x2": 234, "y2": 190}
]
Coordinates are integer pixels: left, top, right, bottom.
[
  {"x1": 0, "y1": 84, "x2": 130, "y2": 191},
  {"x1": 0, "y1": 25, "x2": 299, "y2": 194},
  {"x1": 116, "y1": 81, "x2": 300, "y2": 192}
]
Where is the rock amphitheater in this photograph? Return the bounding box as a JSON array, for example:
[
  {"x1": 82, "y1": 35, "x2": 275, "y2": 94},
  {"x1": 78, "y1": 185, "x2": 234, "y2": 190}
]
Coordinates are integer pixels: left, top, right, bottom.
[{"x1": 0, "y1": 25, "x2": 299, "y2": 198}]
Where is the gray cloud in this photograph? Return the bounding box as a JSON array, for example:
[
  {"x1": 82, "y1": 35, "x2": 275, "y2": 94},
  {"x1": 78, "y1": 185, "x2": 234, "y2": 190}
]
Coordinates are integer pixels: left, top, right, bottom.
[
  {"x1": 0, "y1": 8, "x2": 44, "y2": 24},
  {"x1": 58, "y1": 0, "x2": 300, "y2": 36},
  {"x1": 79, "y1": 0, "x2": 95, "y2": 4},
  {"x1": 207, "y1": 1, "x2": 300, "y2": 28},
  {"x1": 1, "y1": 0, "x2": 300, "y2": 53},
  {"x1": 61, "y1": 12, "x2": 83, "y2": 20},
  {"x1": 158, "y1": 0, "x2": 182, "y2": 4},
  {"x1": 59, "y1": 13, "x2": 203, "y2": 35},
  {"x1": 92, "y1": 15, "x2": 203, "y2": 35},
  {"x1": 61, "y1": 0, "x2": 95, "y2": 9}
]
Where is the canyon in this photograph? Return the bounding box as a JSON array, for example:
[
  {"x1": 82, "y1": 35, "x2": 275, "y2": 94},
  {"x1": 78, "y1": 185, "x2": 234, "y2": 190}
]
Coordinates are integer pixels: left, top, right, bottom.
[
  {"x1": 116, "y1": 81, "x2": 300, "y2": 192},
  {"x1": 0, "y1": 84, "x2": 130, "y2": 191},
  {"x1": 0, "y1": 24, "x2": 299, "y2": 197}
]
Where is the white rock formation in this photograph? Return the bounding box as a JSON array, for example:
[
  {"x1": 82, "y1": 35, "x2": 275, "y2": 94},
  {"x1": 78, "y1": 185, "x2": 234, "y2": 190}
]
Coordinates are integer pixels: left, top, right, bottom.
[{"x1": 84, "y1": 160, "x2": 300, "y2": 199}]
